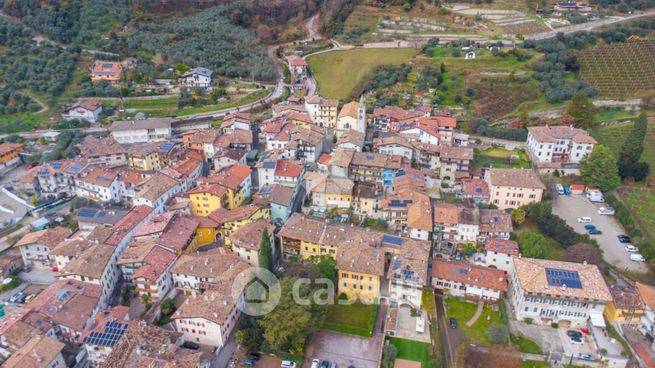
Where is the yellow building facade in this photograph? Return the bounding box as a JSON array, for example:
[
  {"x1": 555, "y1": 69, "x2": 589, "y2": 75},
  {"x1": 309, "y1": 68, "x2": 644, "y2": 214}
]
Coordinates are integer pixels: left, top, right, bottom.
[
  {"x1": 189, "y1": 185, "x2": 228, "y2": 216},
  {"x1": 129, "y1": 152, "x2": 161, "y2": 171},
  {"x1": 0, "y1": 143, "x2": 22, "y2": 164},
  {"x1": 222, "y1": 207, "x2": 270, "y2": 245},
  {"x1": 338, "y1": 270, "x2": 381, "y2": 303},
  {"x1": 604, "y1": 300, "x2": 644, "y2": 323}
]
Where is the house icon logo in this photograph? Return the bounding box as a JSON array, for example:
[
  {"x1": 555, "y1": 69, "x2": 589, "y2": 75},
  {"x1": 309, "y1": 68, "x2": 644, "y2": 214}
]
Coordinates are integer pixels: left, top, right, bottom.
[{"x1": 231, "y1": 267, "x2": 281, "y2": 316}]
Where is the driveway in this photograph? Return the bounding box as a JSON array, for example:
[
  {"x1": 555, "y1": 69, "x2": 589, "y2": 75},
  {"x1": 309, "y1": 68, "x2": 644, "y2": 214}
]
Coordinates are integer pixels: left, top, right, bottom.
[
  {"x1": 395, "y1": 306, "x2": 430, "y2": 343},
  {"x1": 552, "y1": 194, "x2": 649, "y2": 273},
  {"x1": 435, "y1": 293, "x2": 465, "y2": 368},
  {"x1": 510, "y1": 320, "x2": 563, "y2": 354},
  {"x1": 303, "y1": 303, "x2": 386, "y2": 368},
  {"x1": 19, "y1": 268, "x2": 55, "y2": 285},
  {"x1": 303, "y1": 331, "x2": 382, "y2": 368}
]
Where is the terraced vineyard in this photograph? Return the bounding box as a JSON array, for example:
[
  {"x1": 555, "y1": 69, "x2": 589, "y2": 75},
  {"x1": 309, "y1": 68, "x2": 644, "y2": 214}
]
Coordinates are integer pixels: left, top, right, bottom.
[{"x1": 578, "y1": 40, "x2": 655, "y2": 98}]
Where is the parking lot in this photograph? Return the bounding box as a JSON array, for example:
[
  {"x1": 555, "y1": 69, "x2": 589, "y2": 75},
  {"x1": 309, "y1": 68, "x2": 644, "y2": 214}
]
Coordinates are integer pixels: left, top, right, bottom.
[
  {"x1": 557, "y1": 327, "x2": 595, "y2": 359},
  {"x1": 552, "y1": 194, "x2": 649, "y2": 273},
  {"x1": 302, "y1": 331, "x2": 382, "y2": 368}
]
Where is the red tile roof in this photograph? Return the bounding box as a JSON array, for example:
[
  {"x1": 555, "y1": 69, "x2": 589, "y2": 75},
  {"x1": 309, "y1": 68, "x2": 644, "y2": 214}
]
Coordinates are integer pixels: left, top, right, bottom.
[
  {"x1": 105, "y1": 205, "x2": 153, "y2": 246},
  {"x1": 432, "y1": 259, "x2": 508, "y2": 292},
  {"x1": 274, "y1": 159, "x2": 302, "y2": 178},
  {"x1": 132, "y1": 246, "x2": 176, "y2": 282},
  {"x1": 484, "y1": 238, "x2": 519, "y2": 257}
]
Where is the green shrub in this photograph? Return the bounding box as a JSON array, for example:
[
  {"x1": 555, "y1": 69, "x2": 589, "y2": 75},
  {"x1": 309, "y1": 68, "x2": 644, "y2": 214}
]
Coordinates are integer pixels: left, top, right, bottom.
[
  {"x1": 524, "y1": 318, "x2": 533, "y2": 324},
  {"x1": 551, "y1": 322, "x2": 559, "y2": 329}
]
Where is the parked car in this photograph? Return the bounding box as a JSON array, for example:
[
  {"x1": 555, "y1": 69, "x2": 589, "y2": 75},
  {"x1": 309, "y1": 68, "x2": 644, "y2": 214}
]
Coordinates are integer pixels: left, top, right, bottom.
[
  {"x1": 281, "y1": 361, "x2": 296, "y2": 368},
  {"x1": 577, "y1": 217, "x2": 592, "y2": 223},
  {"x1": 330, "y1": 363, "x2": 337, "y2": 368},
  {"x1": 9, "y1": 291, "x2": 25, "y2": 303},
  {"x1": 555, "y1": 184, "x2": 564, "y2": 195},
  {"x1": 588, "y1": 229, "x2": 602, "y2": 235},
  {"x1": 584, "y1": 224, "x2": 596, "y2": 230},
  {"x1": 24, "y1": 294, "x2": 35, "y2": 303},
  {"x1": 455, "y1": 251, "x2": 462, "y2": 261},
  {"x1": 624, "y1": 245, "x2": 639, "y2": 253},
  {"x1": 563, "y1": 186, "x2": 571, "y2": 195},
  {"x1": 449, "y1": 318, "x2": 458, "y2": 329},
  {"x1": 566, "y1": 330, "x2": 582, "y2": 339},
  {"x1": 570, "y1": 337, "x2": 584, "y2": 345},
  {"x1": 586, "y1": 191, "x2": 605, "y2": 202},
  {"x1": 320, "y1": 361, "x2": 330, "y2": 368},
  {"x1": 579, "y1": 353, "x2": 593, "y2": 361},
  {"x1": 239, "y1": 359, "x2": 255, "y2": 367},
  {"x1": 618, "y1": 235, "x2": 632, "y2": 243},
  {"x1": 598, "y1": 207, "x2": 615, "y2": 215},
  {"x1": 630, "y1": 254, "x2": 646, "y2": 262},
  {"x1": 182, "y1": 341, "x2": 200, "y2": 350},
  {"x1": 311, "y1": 359, "x2": 320, "y2": 368}
]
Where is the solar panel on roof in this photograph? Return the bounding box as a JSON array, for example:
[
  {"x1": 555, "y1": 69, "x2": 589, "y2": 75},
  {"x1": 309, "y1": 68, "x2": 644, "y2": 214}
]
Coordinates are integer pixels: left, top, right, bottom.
[
  {"x1": 50, "y1": 162, "x2": 62, "y2": 169},
  {"x1": 263, "y1": 161, "x2": 276, "y2": 169},
  {"x1": 382, "y1": 235, "x2": 402, "y2": 246},
  {"x1": 545, "y1": 268, "x2": 582, "y2": 289},
  {"x1": 83, "y1": 321, "x2": 128, "y2": 347},
  {"x1": 161, "y1": 143, "x2": 175, "y2": 152},
  {"x1": 259, "y1": 186, "x2": 272, "y2": 195},
  {"x1": 67, "y1": 163, "x2": 84, "y2": 174},
  {"x1": 459, "y1": 268, "x2": 469, "y2": 275},
  {"x1": 96, "y1": 176, "x2": 114, "y2": 183}
]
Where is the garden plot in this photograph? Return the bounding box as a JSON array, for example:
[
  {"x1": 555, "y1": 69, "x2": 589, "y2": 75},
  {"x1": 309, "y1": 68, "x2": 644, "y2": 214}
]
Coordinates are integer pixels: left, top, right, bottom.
[
  {"x1": 377, "y1": 16, "x2": 446, "y2": 35},
  {"x1": 448, "y1": 5, "x2": 549, "y2": 35}
]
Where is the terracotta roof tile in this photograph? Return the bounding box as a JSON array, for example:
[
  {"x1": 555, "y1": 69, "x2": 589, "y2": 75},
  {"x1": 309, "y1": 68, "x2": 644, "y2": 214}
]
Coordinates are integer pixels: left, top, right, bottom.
[
  {"x1": 432, "y1": 259, "x2": 508, "y2": 292},
  {"x1": 15, "y1": 227, "x2": 72, "y2": 248}
]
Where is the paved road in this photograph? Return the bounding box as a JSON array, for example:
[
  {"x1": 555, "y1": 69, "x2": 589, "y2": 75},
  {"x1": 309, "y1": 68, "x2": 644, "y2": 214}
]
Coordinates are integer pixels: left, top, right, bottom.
[
  {"x1": 212, "y1": 328, "x2": 237, "y2": 368},
  {"x1": 526, "y1": 10, "x2": 655, "y2": 40},
  {"x1": 552, "y1": 194, "x2": 649, "y2": 272}
]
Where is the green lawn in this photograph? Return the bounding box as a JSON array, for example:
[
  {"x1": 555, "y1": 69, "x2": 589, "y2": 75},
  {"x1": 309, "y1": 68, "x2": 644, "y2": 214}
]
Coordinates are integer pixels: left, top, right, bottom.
[
  {"x1": 521, "y1": 361, "x2": 548, "y2": 368},
  {"x1": 591, "y1": 118, "x2": 655, "y2": 174},
  {"x1": 0, "y1": 112, "x2": 47, "y2": 133},
  {"x1": 124, "y1": 97, "x2": 178, "y2": 109},
  {"x1": 620, "y1": 188, "x2": 655, "y2": 246},
  {"x1": 473, "y1": 147, "x2": 530, "y2": 169},
  {"x1": 320, "y1": 302, "x2": 378, "y2": 337},
  {"x1": 511, "y1": 334, "x2": 543, "y2": 354},
  {"x1": 387, "y1": 337, "x2": 431, "y2": 368},
  {"x1": 595, "y1": 109, "x2": 639, "y2": 123},
  {"x1": 443, "y1": 296, "x2": 506, "y2": 344},
  {"x1": 306, "y1": 48, "x2": 419, "y2": 100},
  {"x1": 176, "y1": 89, "x2": 269, "y2": 116}
]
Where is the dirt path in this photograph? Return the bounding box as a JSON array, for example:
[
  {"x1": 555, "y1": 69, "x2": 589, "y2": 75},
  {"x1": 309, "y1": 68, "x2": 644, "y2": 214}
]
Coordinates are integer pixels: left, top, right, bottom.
[
  {"x1": 465, "y1": 300, "x2": 484, "y2": 327},
  {"x1": 305, "y1": 14, "x2": 320, "y2": 40}
]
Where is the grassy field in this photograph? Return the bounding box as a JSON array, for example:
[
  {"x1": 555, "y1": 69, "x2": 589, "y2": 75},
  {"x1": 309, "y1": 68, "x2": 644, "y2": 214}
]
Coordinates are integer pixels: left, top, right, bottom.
[
  {"x1": 387, "y1": 337, "x2": 431, "y2": 368},
  {"x1": 443, "y1": 296, "x2": 506, "y2": 344},
  {"x1": 591, "y1": 118, "x2": 655, "y2": 173},
  {"x1": 595, "y1": 109, "x2": 640, "y2": 123},
  {"x1": 578, "y1": 40, "x2": 655, "y2": 98},
  {"x1": 511, "y1": 334, "x2": 542, "y2": 354},
  {"x1": 473, "y1": 147, "x2": 530, "y2": 169},
  {"x1": 619, "y1": 187, "x2": 655, "y2": 246},
  {"x1": 0, "y1": 112, "x2": 47, "y2": 133},
  {"x1": 306, "y1": 48, "x2": 418, "y2": 100},
  {"x1": 177, "y1": 89, "x2": 269, "y2": 116},
  {"x1": 124, "y1": 97, "x2": 178, "y2": 109},
  {"x1": 321, "y1": 303, "x2": 378, "y2": 337},
  {"x1": 521, "y1": 361, "x2": 548, "y2": 368}
]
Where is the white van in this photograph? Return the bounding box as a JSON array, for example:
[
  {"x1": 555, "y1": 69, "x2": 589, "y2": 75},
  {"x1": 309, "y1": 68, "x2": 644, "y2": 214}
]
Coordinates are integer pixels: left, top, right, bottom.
[
  {"x1": 576, "y1": 217, "x2": 592, "y2": 223},
  {"x1": 598, "y1": 207, "x2": 615, "y2": 215},
  {"x1": 281, "y1": 361, "x2": 296, "y2": 368},
  {"x1": 586, "y1": 190, "x2": 605, "y2": 202},
  {"x1": 624, "y1": 245, "x2": 638, "y2": 253},
  {"x1": 630, "y1": 253, "x2": 646, "y2": 262}
]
